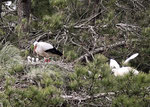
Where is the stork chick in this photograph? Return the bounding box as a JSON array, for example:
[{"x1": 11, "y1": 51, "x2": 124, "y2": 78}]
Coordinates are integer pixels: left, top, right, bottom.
[{"x1": 27, "y1": 56, "x2": 32, "y2": 63}]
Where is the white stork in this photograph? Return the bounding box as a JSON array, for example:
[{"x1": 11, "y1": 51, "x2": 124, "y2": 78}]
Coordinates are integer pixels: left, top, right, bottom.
[
  {"x1": 112, "y1": 67, "x2": 139, "y2": 76},
  {"x1": 110, "y1": 53, "x2": 139, "y2": 76},
  {"x1": 33, "y1": 41, "x2": 63, "y2": 62}
]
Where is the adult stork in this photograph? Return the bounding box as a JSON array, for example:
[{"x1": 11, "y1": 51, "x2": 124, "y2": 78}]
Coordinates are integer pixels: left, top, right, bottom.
[
  {"x1": 33, "y1": 41, "x2": 63, "y2": 62},
  {"x1": 110, "y1": 53, "x2": 139, "y2": 76},
  {"x1": 111, "y1": 67, "x2": 139, "y2": 76}
]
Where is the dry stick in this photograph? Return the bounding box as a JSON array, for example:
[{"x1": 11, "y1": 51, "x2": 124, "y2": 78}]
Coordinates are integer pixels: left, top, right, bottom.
[
  {"x1": 26, "y1": 60, "x2": 74, "y2": 72},
  {"x1": 71, "y1": 37, "x2": 89, "y2": 53},
  {"x1": 83, "y1": 11, "x2": 104, "y2": 25},
  {"x1": 74, "y1": 11, "x2": 104, "y2": 28},
  {"x1": 61, "y1": 86, "x2": 150, "y2": 102},
  {"x1": 73, "y1": 40, "x2": 126, "y2": 63},
  {"x1": 60, "y1": 92, "x2": 115, "y2": 101},
  {"x1": 74, "y1": 39, "x2": 139, "y2": 63}
]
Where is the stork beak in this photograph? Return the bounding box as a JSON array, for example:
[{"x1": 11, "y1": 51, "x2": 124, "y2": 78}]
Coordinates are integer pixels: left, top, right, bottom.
[{"x1": 33, "y1": 46, "x2": 37, "y2": 54}]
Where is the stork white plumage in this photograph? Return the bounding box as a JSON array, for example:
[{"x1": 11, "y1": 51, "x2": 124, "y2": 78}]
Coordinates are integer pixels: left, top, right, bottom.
[
  {"x1": 32, "y1": 57, "x2": 35, "y2": 62},
  {"x1": 33, "y1": 41, "x2": 63, "y2": 62},
  {"x1": 27, "y1": 56, "x2": 32, "y2": 63},
  {"x1": 5, "y1": 1, "x2": 12, "y2": 6},
  {"x1": 27, "y1": 56, "x2": 40, "y2": 64},
  {"x1": 29, "y1": 57, "x2": 36, "y2": 64},
  {"x1": 36, "y1": 58, "x2": 39, "y2": 62},
  {"x1": 110, "y1": 59, "x2": 120, "y2": 69},
  {"x1": 124, "y1": 53, "x2": 139, "y2": 64},
  {"x1": 112, "y1": 67, "x2": 139, "y2": 76},
  {"x1": 110, "y1": 53, "x2": 139, "y2": 76}
]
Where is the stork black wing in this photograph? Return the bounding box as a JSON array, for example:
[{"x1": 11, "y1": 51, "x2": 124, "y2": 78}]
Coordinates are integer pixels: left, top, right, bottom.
[{"x1": 45, "y1": 48, "x2": 63, "y2": 56}]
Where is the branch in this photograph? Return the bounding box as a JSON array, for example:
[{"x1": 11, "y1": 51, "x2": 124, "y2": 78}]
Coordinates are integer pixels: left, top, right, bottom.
[
  {"x1": 61, "y1": 92, "x2": 115, "y2": 101},
  {"x1": 116, "y1": 23, "x2": 141, "y2": 32},
  {"x1": 74, "y1": 40, "x2": 126, "y2": 63},
  {"x1": 26, "y1": 60, "x2": 74, "y2": 72},
  {"x1": 73, "y1": 11, "x2": 105, "y2": 28}
]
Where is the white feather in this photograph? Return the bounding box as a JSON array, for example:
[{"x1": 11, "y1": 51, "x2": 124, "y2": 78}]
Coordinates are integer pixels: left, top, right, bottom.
[
  {"x1": 27, "y1": 56, "x2": 31, "y2": 62},
  {"x1": 32, "y1": 57, "x2": 35, "y2": 63},
  {"x1": 112, "y1": 67, "x2": 139, "y2": 76},
  {"x1": 38, "y1": 42, "x2": 54, "y2": 51},
  {"x1": 110, "y1": 59, "x2": 120, "y2": 69},
  {"x1": 124, "y1": 53, "x2": 139, "y2": 64},
  {"x1": 5, "y1": 1, "x2": 12, "y2": 6},
  {"x1": 36, "y1": 58, "x2": 39, "y2": 62}
]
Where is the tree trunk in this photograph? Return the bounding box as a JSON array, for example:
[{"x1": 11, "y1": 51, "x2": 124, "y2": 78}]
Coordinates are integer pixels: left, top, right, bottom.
[{"x1": 17, "y1": 0, "x2": 31, "y2": 33}]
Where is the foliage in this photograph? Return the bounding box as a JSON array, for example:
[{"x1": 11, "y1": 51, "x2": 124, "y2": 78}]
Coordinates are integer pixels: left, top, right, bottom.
[
  {"x1": 42, "y1": 12, "x2": 64, "y2": 31},
  {"x1": 0, "y1": 44, "x2": 24, "y2": 75},
  {"x1": 0, "y1": 51, "x2": 149, "y2": 106},
  {"x1": 0, "y1": 0, "x2": 150, "y2": 106},
  {"x1": 64, "y1": 55, "x2": 150, "y2": 106}
]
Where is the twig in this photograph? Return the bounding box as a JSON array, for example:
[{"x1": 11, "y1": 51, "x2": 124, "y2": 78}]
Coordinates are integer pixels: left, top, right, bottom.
[
  {"x1": 61, "y1": 92, "x2": 115, "y2": 101},
  {"x1": 74, "y1": 40, "x2": 126, "y2": 63},
  {"x1": 26, "y1": 60, "x2": 74, "y2": 72}
]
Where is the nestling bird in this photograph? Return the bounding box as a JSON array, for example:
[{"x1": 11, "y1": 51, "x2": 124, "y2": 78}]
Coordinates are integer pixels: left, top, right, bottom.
[
  {"x1": 33, "y1": 41, "x2": 63, "y2": 62},
  {"x1": 27, "y1": 56, "x2": 32, "y2": 63},
  {"x1": 27, "y1": 56, "x2": 39, "y2": 64},
  {"x1": 32, "y1": 57, "x2": 35, "y2": 63},
  {"x1": 36, "y1": 58, "x2": 39, "y2": 62}
]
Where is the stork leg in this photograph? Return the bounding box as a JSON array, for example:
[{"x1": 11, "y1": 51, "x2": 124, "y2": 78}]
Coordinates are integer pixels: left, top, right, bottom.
[
  {"x1": 44, "y1": 57, "x2": 50, "y2": 62},
  {"x1": 47, "y1": 59, "x2": 50, "y2": 62},
  {"x1": 44, "y1": 57, "x2": 47, "y2": 62}
]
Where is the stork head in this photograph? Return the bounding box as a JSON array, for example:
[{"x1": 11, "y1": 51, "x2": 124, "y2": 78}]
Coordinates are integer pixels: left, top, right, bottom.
[
  {"x1": 33, "y1": 41, "x2": 38, "y2": 46},
  {"x1": 33, "y1": 41, "x2": 38, "y2": 53}
]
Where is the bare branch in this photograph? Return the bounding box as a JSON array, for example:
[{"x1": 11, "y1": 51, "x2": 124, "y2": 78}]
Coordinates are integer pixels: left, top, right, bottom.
[
  {"x1": 74, "y1": 40, "x2": 126, "y2": 63},
  {"x1": 61, "y1": 92, "x2": 115, "y2": 101}
]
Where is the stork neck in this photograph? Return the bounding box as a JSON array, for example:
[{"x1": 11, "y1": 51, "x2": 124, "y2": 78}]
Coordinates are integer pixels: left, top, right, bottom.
[{"x1": 34, "y1": 46, "x2": 37, "y2": 51}]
